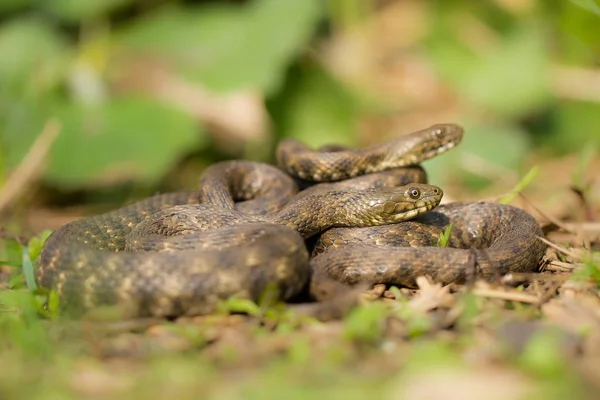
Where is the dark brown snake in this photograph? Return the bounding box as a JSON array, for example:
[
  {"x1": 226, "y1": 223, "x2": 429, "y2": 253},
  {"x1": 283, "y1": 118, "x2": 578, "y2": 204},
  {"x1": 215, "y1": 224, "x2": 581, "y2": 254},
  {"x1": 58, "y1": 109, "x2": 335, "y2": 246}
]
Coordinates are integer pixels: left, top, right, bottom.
[{"x1": 35, "y1": 123, "x2": 546, "y2": 318}]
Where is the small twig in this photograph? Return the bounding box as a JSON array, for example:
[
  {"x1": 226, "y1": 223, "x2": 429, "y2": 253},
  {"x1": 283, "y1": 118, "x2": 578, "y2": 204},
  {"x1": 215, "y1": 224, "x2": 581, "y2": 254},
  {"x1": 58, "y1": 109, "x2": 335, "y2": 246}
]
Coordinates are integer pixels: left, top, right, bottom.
[
  {"x1": 545, "y1": 262, "x2": 579, "y2": 273},
  {"x1": 516, "y1": 193, "x2": 573, "y2": 234},
  {"x1": 537, "y1": 236, "x2": 583, "y2": 261},
  {"x1": 550, "y1": 260, "x2": 577, "y2": 271},
  {"x1": 0, "y1": 119, "x2": 61, "y2": 213},
  {"x1": 472, "y1": 288, "x2": 540, "y2": 304}
]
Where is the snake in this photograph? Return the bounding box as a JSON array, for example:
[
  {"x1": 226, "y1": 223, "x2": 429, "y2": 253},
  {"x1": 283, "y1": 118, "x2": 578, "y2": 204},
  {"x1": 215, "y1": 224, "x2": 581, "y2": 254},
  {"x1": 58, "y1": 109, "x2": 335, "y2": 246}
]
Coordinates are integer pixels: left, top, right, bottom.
[
  {"x1": 35, "y1": 123, "x2": 546, "y2": 318},
  {"x1": 309, "y1": 201, "x2": 546, "y2": 300}
]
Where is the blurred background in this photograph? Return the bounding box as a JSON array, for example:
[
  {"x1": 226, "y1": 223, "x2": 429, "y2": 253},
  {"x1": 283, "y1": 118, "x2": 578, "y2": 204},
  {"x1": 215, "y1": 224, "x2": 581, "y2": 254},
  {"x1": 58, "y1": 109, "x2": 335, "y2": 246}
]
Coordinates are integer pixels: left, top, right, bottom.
[{"x1": 0, "y1": 0, "x2": 598, "y2": 233}]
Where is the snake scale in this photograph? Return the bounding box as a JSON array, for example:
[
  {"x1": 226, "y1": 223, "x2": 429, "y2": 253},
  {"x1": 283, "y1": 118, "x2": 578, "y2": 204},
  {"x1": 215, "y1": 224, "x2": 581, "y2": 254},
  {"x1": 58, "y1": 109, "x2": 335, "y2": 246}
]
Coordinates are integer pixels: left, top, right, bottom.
[{"x1": 35, "y1": 123, "x2": 546, "y2": 318}]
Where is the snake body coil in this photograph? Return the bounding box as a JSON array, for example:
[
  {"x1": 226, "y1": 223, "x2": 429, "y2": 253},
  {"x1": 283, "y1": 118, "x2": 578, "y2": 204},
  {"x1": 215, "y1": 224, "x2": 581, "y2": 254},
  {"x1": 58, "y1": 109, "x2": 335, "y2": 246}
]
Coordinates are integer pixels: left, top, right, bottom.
[
  {"x1": 35, "y1": 123, "x2": 546, "y2": 318},
  {"x1": 310, "y1": 202, "x2": 546, "y2": 299}
]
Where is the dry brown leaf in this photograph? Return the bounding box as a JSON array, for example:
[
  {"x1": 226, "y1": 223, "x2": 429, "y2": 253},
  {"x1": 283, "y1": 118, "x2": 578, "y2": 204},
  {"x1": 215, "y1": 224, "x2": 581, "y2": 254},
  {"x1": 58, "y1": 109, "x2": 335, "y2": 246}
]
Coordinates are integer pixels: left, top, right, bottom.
[{"x1": 406, "y1": 276, "x2": 454, "y2": 312}]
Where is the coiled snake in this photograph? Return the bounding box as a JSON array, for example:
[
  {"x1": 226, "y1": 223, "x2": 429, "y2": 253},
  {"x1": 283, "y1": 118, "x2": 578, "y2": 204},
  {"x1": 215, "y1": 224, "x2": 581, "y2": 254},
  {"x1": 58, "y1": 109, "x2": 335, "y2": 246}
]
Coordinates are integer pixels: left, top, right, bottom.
[{"x1": 35, "y1": 124, "x2": 546, "y2": 318}]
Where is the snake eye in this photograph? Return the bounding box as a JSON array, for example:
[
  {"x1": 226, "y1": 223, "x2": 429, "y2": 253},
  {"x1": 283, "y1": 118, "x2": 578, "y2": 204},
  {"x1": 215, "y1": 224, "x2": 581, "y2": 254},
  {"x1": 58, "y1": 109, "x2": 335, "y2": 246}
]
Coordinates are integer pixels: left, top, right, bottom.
[
  {"x1": 433, "y1": 127, "x2": 445, "y2": 138},
  {"x1": 408, "y1": 188, "x2": 421, "y2": 199}
]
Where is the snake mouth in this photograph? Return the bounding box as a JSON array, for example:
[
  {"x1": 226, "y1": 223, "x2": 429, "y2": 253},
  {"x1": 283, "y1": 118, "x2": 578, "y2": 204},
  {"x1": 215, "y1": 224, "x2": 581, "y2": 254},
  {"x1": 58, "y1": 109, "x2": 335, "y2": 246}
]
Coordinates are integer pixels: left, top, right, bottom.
[
  {"x1": 422, "y1": 140, "x2": 459, "y2": 159},
  {"x1": 392, "y1": 202, "x2": 437, "y2": 222}
]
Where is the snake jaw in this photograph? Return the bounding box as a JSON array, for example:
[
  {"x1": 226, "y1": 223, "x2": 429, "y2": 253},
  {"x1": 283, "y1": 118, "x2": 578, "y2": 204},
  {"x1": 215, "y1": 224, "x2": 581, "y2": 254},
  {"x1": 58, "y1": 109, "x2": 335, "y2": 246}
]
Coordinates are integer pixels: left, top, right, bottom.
[
  {"x1": 420, "y1": 138, "x2": 459, "y2": 159},
  {"x1": 392, "y1": 201, "x2": 439, "y2": 222},
  {"x1": 391, "y1": 206, "x2": 425, "y2": 222}
]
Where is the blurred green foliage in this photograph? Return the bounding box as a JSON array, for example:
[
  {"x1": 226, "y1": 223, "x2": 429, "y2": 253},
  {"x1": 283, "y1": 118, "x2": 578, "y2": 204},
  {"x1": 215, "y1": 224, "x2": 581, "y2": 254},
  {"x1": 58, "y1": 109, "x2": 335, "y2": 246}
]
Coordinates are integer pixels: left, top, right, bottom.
[
  {"x1": 1, "y1": 0, "x2": 323, "y2": 189},
  {"x1": 0, "y1": 0, "x2": 599, "y2": 194}
]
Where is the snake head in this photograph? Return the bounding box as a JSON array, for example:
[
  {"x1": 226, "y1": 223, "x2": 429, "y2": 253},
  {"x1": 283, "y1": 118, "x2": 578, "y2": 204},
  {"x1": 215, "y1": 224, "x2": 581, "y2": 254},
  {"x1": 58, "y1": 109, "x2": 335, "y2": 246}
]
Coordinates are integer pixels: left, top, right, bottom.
[
  {"x1": 385, "y1": 123, "x2": 464, "y2": 167},
  {"x1": 421, "y1": 123, "x2": 463, "y2": 156},
  {"x1": 358, "y1": 183, "x2": 443, "y2": 225}
]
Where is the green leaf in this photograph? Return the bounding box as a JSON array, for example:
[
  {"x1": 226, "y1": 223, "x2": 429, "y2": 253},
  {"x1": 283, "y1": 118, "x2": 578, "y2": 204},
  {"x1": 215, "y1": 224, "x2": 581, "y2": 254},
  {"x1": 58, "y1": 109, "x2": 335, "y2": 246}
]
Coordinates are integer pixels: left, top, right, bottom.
[
  {"x1": 424, "y1": 122, "x2": 532, "y2": 190},
  {"x1": 559, "y1": 0, "x2": 600, "y2": 64},
  {"x1": 268, "y1": 64, "x2": 360, "y2": 147},
  {"x1": 119, "y1": 0, "x2": 322, "y2": 94},
  {"x1": 27, "y1": 230, "x2": 53, "y2": 261},
  {"x1": 551, "y1": 102, "x2": 600, "y2": 153},
  {"x1": 570, "y1": 0, "x2": 600, "y2": 16},
  {"x1": 1, "y1": 95, "x2": 50, "y2": 172},
  {"x1": 42, "y1": 0, "x2": 133, "y2": 21},
  {"x1": 3, "y1": 95, "x2": 204, "y2": 188},
  {"x1": 467, "y1": 27, "x2": 550, "y2": 116},
  {"x1": 0, "y1": 0, "x2": 36, "y2": 13},
  {"x1": 427, "y1": 24, "x2": 550, "y2": 117},
  {"x1": 0, "y1": 17, "x2": 68, "y2": 91},
  {"x1": 43, "y1": 96, "x2": 202, "y2": 188},
  {"x1": 0, "y1": 239, "x2": 22, "y2": 268}
]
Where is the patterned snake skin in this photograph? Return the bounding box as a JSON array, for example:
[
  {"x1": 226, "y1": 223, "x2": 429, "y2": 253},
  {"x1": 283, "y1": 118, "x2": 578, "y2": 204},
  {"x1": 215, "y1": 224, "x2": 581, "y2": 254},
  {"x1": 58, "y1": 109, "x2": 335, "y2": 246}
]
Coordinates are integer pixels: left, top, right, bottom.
[{"x1": 35, "y1": 123, "x2": 546, "y2": 317}]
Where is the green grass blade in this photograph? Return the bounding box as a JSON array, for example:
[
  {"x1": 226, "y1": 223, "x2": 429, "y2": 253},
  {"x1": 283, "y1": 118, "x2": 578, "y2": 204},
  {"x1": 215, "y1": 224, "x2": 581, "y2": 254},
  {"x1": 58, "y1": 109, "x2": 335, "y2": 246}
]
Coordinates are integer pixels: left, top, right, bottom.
[
  {"x1": 21, "y1": 246, "x2": 37, "y2": 291},
  {"x1": 0, "y1": 260, "x2": 22, "y2": 267},
  {"x1": 499, "y1": 165, "x2": 539, "y2": 204}
]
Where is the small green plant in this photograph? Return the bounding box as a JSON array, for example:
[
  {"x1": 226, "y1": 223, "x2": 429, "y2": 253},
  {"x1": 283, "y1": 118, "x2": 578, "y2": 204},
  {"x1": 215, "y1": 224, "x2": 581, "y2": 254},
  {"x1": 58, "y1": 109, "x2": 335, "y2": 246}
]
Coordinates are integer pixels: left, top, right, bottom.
[
  {"x1": 0, "y1": 229, "x2": 59, "y2": 324},
  {"x1": 437, "y1": 223, "x2": 453, "y2": 247},
  {"x1": 570, "y1": 257, "x2": 600, "y2": 288},
  {"x1": 0, "y1": 229, "x2": 52, "y2": 290},
  {"x1": 216, "y1": 297, "x2": 262, "y2": 317},
  {"x1": 215, "y1": 283, "x2": 289, "y2": 321}
]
